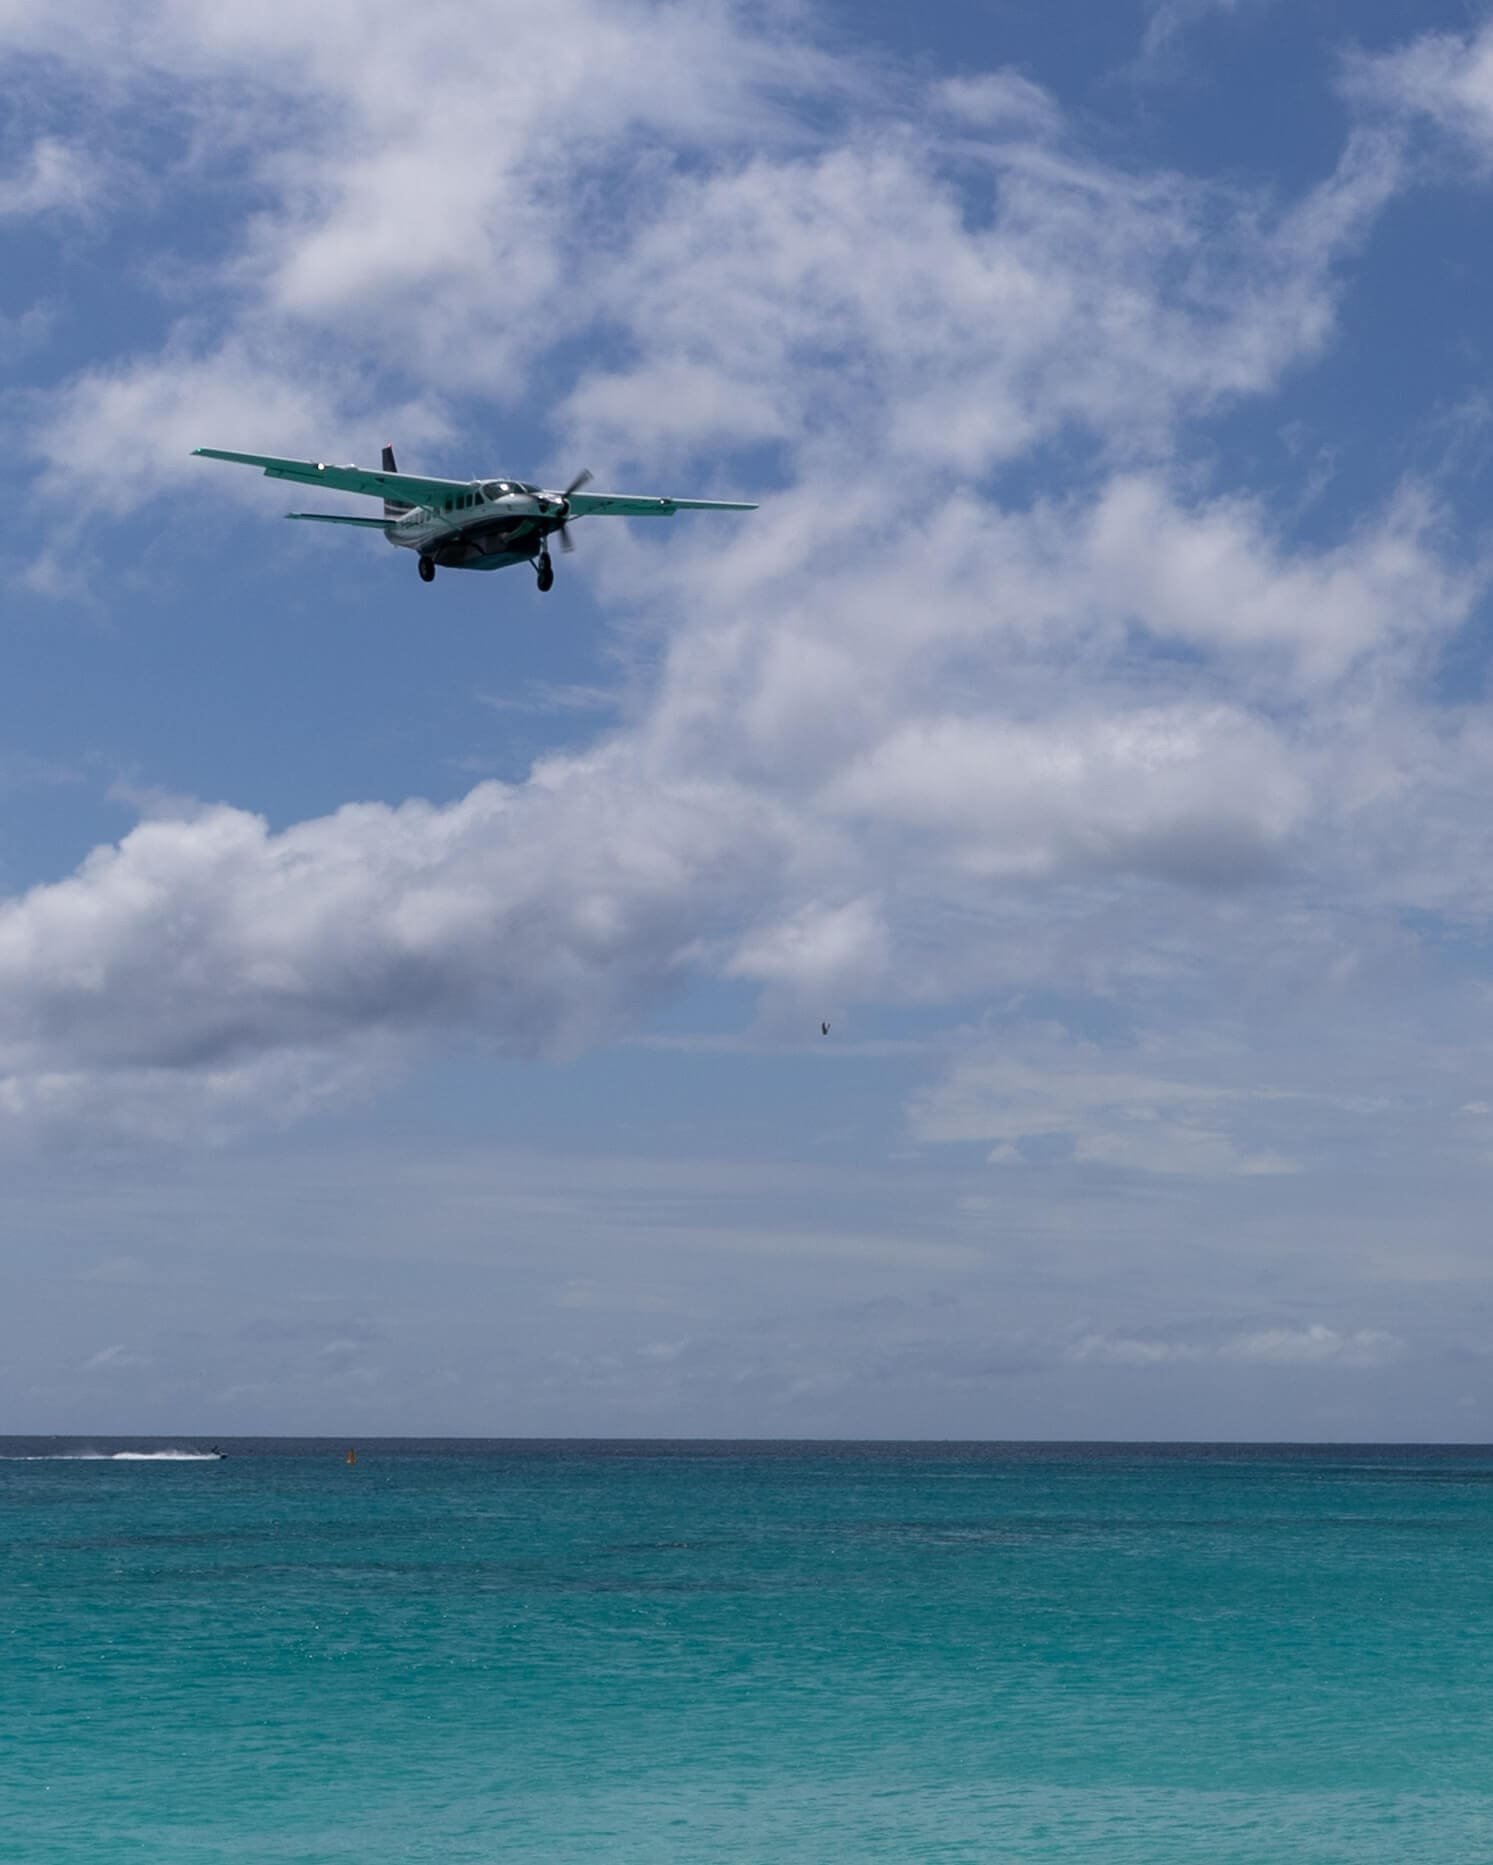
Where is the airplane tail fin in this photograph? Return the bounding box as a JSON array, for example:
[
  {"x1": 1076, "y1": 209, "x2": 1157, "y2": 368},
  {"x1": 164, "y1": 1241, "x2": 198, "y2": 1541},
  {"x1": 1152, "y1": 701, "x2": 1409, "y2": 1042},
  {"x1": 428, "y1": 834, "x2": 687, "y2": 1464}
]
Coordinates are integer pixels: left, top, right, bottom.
[{"x1": 381, "y1": 443, "x2": 413, "y2": 518}]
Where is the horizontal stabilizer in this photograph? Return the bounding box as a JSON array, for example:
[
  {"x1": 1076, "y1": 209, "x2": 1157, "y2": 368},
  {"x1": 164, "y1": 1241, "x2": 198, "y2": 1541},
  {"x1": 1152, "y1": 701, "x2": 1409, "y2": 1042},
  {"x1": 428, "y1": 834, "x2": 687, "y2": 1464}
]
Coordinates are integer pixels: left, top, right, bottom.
[{"x1": 286, "y1": 512, "x2": 393, "y2": 529}]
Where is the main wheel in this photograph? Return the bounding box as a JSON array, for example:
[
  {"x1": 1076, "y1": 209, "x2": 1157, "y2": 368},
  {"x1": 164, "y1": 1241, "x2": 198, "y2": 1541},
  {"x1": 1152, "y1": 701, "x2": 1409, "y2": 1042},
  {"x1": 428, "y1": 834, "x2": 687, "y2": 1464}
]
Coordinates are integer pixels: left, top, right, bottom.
[
  {"x1": 536, "y1": 559, "x2": 554, "y2": 593},
  {"x1": 417, "y1": 556, "x2": 435, "y2": 583}
]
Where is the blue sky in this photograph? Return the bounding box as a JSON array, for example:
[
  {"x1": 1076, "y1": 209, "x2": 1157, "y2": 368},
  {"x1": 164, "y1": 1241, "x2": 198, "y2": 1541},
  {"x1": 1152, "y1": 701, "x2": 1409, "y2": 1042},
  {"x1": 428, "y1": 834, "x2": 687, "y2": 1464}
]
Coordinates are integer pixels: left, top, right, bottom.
[{"x1": 5, "y1": 0, "x2": 1493, "y2": 1437}]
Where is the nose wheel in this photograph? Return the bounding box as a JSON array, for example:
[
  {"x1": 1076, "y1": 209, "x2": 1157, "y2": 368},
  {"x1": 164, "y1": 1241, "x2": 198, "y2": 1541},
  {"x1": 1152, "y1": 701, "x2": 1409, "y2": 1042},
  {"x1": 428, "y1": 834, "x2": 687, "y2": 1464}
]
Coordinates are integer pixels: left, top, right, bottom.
[
  {"x1": 417, "y1": 556, "x2": 435, "y2": 583},
  {"x1": 536, "y1": 552, "x2": 554, "y2": 594}
]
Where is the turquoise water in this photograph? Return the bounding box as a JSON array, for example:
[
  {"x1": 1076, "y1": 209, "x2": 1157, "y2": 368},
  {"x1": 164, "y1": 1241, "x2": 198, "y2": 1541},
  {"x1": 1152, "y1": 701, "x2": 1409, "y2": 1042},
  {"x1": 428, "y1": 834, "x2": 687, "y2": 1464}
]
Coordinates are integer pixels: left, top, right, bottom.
[{"x1": 6, "y1": 1440, "x2": 1493, "y2": 1862}]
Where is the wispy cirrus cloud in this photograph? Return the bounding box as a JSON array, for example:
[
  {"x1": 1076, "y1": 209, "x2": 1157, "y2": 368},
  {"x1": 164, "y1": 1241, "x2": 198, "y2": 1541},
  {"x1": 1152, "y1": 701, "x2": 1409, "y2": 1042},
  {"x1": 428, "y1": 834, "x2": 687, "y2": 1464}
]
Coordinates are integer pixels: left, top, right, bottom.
[
  {"x1": 908, "y1": 1042, "x2": 1301, "y2": 1180},
  {"x1": 0, "y1": 137, "x2": 102, "y2": 219},
  {"x1": 1069, "y1": 1325, "x2": 1402, "y2": 1368},
  {"x1": 1347, "y1": 21, "x2": 1493, "y2": 166},
  {"x1": 1139, "y1": 0, "x2": 1278, "y2": 61}
]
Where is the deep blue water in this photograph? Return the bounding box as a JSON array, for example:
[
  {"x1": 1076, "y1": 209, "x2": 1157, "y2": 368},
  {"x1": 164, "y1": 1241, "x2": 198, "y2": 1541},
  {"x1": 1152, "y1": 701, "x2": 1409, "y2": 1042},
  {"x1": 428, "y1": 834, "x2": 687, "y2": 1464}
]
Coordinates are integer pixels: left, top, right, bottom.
[{"x1": 6, "y1": 1439, "x2": 1493, "y2": 1861}]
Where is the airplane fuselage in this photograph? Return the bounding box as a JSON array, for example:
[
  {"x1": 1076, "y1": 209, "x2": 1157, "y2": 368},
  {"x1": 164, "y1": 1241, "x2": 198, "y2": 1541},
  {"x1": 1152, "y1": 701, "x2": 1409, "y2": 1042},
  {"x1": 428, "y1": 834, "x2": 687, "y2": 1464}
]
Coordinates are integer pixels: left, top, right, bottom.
[{"x1": 387, "y1": 479, "x2": 556, "y2": 573}]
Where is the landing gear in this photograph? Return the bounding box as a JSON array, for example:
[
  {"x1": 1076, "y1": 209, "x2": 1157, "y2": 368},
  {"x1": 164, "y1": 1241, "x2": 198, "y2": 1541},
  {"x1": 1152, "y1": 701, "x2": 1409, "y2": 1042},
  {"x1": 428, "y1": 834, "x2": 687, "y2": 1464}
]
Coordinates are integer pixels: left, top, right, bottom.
[
  {"x1": 417, "y1": 556, "x2": 435, "y2": 583},
  {"x1": 536, "y1": 551, "x2": 554, "y2": 594}
]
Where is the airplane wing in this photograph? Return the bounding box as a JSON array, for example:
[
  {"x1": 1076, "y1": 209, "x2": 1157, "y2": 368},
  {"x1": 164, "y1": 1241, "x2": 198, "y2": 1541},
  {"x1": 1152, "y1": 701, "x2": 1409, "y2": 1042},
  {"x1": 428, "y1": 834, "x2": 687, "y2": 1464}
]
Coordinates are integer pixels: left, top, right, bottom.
[
  {"x1": 286, "y1": 512, "x2": 393, "y2": 529},
  {"x1": 194, "y1": 448, "x2": 462, "y2": 508},
  {"x1": 564, "y1": 492, "x2": 758, "y2": 518}
]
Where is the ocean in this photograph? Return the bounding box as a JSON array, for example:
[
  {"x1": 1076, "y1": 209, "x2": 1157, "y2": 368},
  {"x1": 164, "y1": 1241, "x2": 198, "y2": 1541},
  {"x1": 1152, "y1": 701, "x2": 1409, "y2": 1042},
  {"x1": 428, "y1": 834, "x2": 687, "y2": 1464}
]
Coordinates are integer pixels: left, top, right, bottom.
[{"x1": 5, "y1": 1438, "x2": 1493, "y2": 1861}]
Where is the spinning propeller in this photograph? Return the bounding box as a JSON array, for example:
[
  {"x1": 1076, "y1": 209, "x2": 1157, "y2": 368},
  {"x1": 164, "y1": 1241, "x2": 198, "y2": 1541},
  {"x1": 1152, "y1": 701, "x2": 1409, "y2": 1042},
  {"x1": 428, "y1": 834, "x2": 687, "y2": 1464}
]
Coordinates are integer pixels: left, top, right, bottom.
[{"x1": 545, "y1": 468, "x2": 593, "y2": 553}]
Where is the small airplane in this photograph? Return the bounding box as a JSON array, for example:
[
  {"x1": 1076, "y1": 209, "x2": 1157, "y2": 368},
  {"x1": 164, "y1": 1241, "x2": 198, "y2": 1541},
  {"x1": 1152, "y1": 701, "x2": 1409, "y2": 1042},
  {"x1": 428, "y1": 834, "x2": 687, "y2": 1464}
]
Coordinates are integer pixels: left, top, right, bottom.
[{"x1": 193, "y1": 445, "x2": 757, "y2": 591}]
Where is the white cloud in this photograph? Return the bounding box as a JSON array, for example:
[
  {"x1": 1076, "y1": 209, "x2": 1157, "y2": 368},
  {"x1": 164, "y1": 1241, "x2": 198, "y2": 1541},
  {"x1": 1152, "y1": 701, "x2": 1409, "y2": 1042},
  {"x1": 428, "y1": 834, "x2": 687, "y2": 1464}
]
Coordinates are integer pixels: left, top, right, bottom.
[
  {"x1": 1080, "y1": 476, "x2": 1465, "y2": 686},
  {"x1": 81, "y1": 1342, "x2": 154, "y2": 1372},
  {"x1": 564, "y1": 126, "x2": 1397, "y2": 474},
  {"x1": 0, "y1": 301, "x2": 53, "y2": 362},
  {"x1": 1141, "y1": 0, "x2": 1275, "y2": 60},
  {"x1": 937, "y1": 71, "x2": 1062, "y2": 138},
  {"x1": 823, "y1": 704, "x2": 1309, "y2": 885},
  {"x1": 4, "y1": 0, "x2": 842, "y2": 380},
  {"x1": 0, "y1": 137, "x2": 99, "y2": 218},
  {"x1": 1069, "y1": 1333, "x2": 1204, "y2": 1365},
  {"x1": 909, "y1": 1043, "x2": 1299, "y2": 1179},
  {"x1": 1224, "y1": 1325, "x2": 1401, "y2": 1367},
  {"x1": 29, "y1": 339, "x2": 450, "y2": 517},
  {"x1": 1070, "y1": 1324, "x2": 1402, "y2": 1368},
  {"x1": 0, "y1": 759, "x2": 797, "y2": 1134},
  {"x1": 0, "y1": 1048, "x2": 389, "y2": 1146},
  {"x1": 728, "y1": 897, "x2": 890, "y2": 997},
  {"x1": 1348, "y1": 24, "x2": 1493, "y2": 164}
]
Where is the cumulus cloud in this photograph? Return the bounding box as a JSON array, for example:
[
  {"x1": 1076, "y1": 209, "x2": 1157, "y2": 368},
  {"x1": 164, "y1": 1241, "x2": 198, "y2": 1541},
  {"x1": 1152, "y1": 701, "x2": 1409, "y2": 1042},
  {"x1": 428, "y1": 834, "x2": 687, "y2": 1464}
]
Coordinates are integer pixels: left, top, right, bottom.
[
  {"x1": 823, "y1": 704, "x2": 1310, "y2": 885},
  {"x1": 6, "y1": 0, "x2": 837, "y2": 376},
  {"x1": 0, "y1": 756, "x2": 799, "y2": 1133},
  {"x1": 1080, "y1": 477, "x2": 1466, "y2": 687},
  {"x1": 728, "y1": 898, "x2": 891, "y2": 997},
  {"x1": 564, "y1": 124, "x2": 1398, "y2": 474}
]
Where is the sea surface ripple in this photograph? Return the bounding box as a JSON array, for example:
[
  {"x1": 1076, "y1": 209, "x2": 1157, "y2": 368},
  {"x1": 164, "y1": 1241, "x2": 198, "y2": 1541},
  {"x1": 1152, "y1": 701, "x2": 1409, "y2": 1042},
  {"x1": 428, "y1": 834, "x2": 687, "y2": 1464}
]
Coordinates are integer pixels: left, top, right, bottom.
[{"x1": 5, "y1": 1438, "x2": 1493, "y2": 1862}]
